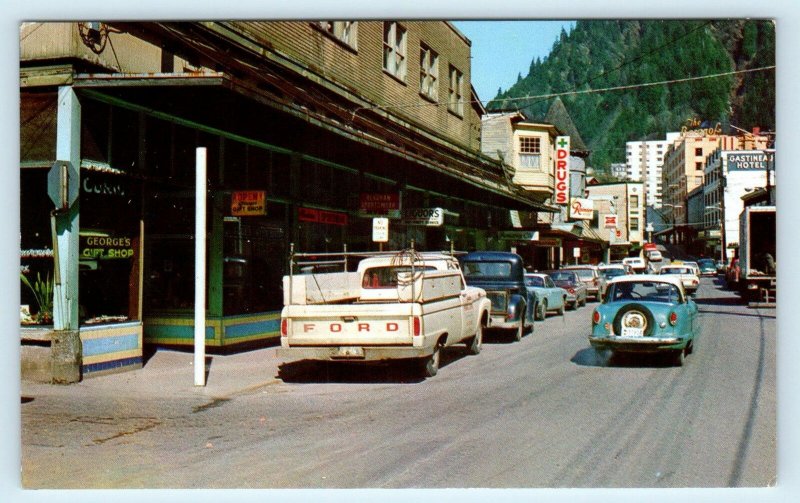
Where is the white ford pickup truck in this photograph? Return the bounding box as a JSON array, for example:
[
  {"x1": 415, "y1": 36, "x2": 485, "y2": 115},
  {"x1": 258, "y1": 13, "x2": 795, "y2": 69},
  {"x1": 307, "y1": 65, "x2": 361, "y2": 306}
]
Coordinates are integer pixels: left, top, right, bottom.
[{"x1": 278, "y1": 250, "x2": 490, "y2": 377}]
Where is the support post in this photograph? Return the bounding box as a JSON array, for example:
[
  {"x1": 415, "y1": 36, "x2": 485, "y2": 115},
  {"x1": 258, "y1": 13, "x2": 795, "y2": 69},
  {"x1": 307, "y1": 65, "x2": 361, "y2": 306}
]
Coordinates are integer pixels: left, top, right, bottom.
[
  {"x1": 52, "y1": 86, "x2": 82, "y2": 384},
  {"x1": 195, "y1": 148, "x2": 207, "y2": 386}
]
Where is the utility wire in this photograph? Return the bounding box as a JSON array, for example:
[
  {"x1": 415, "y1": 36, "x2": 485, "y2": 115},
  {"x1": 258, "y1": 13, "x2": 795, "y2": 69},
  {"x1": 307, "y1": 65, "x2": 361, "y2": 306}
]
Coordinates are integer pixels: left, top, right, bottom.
[{"x1": 355, "y1": 65, "x2": 775, "y2": 115}]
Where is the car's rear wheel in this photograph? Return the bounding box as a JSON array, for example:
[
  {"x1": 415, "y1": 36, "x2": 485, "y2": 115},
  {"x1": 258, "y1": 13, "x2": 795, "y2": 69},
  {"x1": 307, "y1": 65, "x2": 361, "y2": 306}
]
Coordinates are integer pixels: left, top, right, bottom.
[
  {"x1": 465, "y1": 324, "x2": 482, "y2": 355},
  {"x1": 672, "y1": 349, "x2": 685, "y2": 367},
  {"x1": 420, "y1": 344, "x2": 441, "y2": 377}
]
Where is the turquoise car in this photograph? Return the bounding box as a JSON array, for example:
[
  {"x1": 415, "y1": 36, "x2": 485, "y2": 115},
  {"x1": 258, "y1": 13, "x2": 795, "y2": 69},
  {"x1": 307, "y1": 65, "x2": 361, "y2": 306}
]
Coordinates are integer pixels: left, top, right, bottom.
[
  {"x1": 588, "y1": 275, "x2": 699, "y2": 366},
  {"x1": 524, "y1": 273, "x2": 567, "y2": 320}
]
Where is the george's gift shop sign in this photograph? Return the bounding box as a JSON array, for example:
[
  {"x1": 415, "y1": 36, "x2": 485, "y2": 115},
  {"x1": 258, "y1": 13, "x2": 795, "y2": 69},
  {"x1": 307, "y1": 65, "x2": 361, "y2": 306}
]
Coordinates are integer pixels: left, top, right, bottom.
[{"x1": 555, "y1": 136, "x2": 570, "y2": 204}]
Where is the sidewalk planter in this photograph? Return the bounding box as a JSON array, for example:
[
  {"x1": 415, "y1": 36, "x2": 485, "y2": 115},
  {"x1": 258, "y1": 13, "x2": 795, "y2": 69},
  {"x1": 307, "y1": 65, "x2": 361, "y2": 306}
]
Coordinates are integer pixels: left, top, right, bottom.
[{"x1": 21, "y1": 322, "x2": 143, "y2": 383}]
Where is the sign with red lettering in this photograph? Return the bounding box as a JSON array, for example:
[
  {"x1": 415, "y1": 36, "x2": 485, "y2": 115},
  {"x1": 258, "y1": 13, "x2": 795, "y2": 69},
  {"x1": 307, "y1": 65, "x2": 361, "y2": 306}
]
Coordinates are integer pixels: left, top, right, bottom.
[
  {"x1": 569, "y1": 197, "x2": 594, "y2": 220},
  {"x1": 231, "y1": 191, "x2": 266, "y2": 216},
  {"x1": 359, "y1": 193, "x2": 401, "y2": 213},
  {"x1": 604, "y1": 214, "x2": 618, "y2": 229},
  {"x1": 298, "y1": 207, "x2": 348, "y2": 226},
  {"x1": 555, "y1": 136, "x2": 570, "y2": 205}
]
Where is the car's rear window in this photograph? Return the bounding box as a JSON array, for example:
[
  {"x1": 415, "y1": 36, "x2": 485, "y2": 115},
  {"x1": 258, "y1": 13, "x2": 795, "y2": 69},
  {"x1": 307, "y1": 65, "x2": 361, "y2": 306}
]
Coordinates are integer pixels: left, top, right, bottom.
[
  {"x1": 661, "y1": 267, "x2": 691, "y2": 275},
  {"x1": 462, "y1": 261, "x2": 512, "y2": 278},
  {"x1": 570, "y1": 269, "x2": 594, "y2": 279},
  {"x1": 609, "y1": 282, "x2": 681, "y2": 303},
  {"x1": 362, "y1": 266, "x2": 435, "y2": 288}
]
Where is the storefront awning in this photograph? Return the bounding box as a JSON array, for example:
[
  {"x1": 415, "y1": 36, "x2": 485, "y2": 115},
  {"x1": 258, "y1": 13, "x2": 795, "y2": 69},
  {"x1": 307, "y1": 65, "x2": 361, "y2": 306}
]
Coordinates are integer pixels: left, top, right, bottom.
[{"x1": 73, "y1": 72, "x2": 557, "y2": 213}]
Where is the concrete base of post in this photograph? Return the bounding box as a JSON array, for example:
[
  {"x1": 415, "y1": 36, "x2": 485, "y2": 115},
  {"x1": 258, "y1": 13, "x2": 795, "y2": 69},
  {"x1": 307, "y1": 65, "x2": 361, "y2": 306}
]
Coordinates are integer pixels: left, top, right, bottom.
[{"x1": 50, "y1": 330, "x2": 82, "y2": 384}]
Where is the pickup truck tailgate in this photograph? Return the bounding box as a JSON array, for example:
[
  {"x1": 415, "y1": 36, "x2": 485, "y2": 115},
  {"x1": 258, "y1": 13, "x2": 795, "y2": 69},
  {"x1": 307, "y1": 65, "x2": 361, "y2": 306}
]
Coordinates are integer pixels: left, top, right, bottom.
[{"x1": 282, "y1": 304, "x2": 416, "y2": 346}]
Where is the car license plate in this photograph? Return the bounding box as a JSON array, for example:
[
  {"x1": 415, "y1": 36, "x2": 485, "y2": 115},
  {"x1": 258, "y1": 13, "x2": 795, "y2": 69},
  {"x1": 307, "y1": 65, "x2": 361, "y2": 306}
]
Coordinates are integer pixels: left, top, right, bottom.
[
  {"x1": 334, "y1": 346, "x2": 365, "y2": 358},
  {"x1": 621, "y1": 327, "x2": 643, "y2": 338}
]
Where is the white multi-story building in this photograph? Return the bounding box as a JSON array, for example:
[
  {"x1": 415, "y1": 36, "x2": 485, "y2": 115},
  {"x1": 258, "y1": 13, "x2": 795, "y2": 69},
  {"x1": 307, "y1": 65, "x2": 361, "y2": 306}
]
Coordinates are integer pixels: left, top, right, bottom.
[
  {"x1": 703, "y1": 149, "x2": 775, "y2": 261},
  {"x1": 625, "y1": 132, "x2": 680, "y2": 208}
]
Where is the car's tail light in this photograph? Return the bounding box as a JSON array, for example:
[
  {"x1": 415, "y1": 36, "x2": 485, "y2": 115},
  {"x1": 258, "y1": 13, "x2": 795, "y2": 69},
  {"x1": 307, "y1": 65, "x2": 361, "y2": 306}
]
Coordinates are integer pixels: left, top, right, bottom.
[
  {"x1": 592, "y1": 310, "x2": 601, "y2": 324},
  {"x1": 568, "y1": 288, "x2": 575, "y2": 294},
  {"x1": 413, "y1": 316, "x2": 422, "y2": 336},
  {"x1": 280, "y1": 318, "x2": 288, "y2": 336},
  {"x1": 692, "y1": 279, "x2": 699, "y2": 285},
  {"x1": 669, "y1": 312, "x2": 678, "y2": 326}
]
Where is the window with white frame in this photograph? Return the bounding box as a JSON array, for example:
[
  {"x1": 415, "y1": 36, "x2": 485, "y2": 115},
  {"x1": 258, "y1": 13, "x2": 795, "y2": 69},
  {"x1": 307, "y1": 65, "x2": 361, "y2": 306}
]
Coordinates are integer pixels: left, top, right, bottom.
[
  {"x1": 519, "y1": 136, "x2": 541, "y2": 170},
  {"x1": 316, "y1": 21, "x2": 358, "y2": 50},
  {"x1": 419, "y1": 44, "x2": 438, "y2": 101},
  {"x1": 383, "y1": 22, "x2": 407, "y2": 80},
  {"x1": 448, "y1": 65, "x2": 464, "y2": 116}
]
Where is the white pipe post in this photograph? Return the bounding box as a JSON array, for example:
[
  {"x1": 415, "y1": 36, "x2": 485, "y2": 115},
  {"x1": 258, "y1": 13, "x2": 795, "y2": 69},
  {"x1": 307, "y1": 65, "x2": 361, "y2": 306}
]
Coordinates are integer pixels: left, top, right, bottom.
[{"x1": 194, "y1": 148, "x2": 207, "y2": 386}]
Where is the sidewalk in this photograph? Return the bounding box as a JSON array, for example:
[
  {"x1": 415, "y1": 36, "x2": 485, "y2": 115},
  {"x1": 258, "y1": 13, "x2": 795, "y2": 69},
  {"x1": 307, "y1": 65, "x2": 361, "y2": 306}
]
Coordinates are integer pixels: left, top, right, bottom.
[{"x1": 21, "y1": 345, "x2": 286, "y2": 400}]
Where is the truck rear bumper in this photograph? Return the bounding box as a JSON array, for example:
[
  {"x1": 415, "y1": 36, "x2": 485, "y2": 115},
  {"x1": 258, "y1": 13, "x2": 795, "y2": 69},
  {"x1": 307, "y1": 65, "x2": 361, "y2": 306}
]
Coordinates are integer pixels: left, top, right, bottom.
[{"x1": 277, "y1": 345, "x2": 430, "y2": 362}]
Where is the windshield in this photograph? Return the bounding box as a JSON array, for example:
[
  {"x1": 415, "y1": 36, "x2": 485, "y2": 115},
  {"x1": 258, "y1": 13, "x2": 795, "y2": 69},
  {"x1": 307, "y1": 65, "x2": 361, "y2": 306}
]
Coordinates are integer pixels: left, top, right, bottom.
[
  {"x1": 608, "y1": 281, "x2": 681, "y2": 303},
  {"x1": 698, "y1": 259, "x2": 715, "y2": 267},
  {"x1": 462, "y1": 261, "x2": 512, "y2": 278},
  {"x1": 524, "y1": 276, "x2": 545, "y2": 287}
]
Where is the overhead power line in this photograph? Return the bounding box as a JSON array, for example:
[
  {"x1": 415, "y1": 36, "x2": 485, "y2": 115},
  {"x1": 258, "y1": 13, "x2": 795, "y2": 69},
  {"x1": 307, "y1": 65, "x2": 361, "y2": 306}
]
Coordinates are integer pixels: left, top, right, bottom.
[{"x1": 486, "y1": 65, "x2": 775, "y2": 107}]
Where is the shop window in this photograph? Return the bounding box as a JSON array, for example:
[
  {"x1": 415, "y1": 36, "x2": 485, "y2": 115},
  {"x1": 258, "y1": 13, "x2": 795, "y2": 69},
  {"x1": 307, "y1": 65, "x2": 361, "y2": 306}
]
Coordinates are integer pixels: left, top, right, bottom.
[
  {"x1": 20, "y1": 169, "x2": 54, "y2": 323},
  {"x1": 144, "y1": 194, "x2": 199, "y2": 311},
  {"x1": 223, "y1": 215, "x2": 287, "y2": 314},
  {"x1": 79, "y1": 169, "x2": 142, "y2": 323}
]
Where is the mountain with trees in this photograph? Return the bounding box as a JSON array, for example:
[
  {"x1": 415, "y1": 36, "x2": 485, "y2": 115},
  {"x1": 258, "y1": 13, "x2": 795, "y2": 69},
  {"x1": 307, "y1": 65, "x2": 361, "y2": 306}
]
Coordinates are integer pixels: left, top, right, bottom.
[{"x1": 487, "y1": 20, "x2": 775, "y2": 171}]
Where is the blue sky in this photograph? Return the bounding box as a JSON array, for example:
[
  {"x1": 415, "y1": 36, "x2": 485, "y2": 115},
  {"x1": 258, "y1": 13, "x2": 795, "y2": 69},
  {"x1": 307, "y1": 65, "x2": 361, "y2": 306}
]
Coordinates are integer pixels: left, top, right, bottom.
[{"x1": 453, "y1": 20, "x2": 576, "y2": 105}]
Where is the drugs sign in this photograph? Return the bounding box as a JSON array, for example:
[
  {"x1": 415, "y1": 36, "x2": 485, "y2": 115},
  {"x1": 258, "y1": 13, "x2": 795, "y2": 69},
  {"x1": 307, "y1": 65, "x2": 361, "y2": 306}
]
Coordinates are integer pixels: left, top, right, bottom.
[{"x1": 555, "y1": 136, "x2": 570, "y2": 205}]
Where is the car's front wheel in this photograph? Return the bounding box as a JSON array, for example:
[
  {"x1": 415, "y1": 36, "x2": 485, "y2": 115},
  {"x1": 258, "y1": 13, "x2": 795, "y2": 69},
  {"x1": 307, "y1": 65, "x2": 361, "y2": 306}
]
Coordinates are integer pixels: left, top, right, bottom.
[{"x1": 536, "y1": 300, "x2": 547, "y2": 320}]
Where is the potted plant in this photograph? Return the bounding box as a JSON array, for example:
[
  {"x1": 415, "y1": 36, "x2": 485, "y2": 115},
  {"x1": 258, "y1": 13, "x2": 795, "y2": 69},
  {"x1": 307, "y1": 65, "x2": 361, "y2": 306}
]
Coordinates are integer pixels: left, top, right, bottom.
[{"x1": 20, "y1": 272, "x2": 53, "y2": 325}]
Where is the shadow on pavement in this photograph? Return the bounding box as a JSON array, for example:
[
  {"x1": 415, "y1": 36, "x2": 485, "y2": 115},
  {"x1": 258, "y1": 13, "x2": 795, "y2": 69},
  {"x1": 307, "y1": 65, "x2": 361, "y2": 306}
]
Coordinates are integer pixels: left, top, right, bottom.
[
  {"x1": 142, "y1": 338, "x2": 281, "y2": 366},
  {"x1": 571, "y1": 347, "x2": 677, "y2": 368},
  {"x1": 277, "y1": 348, "x2": 473, "y2": 384}
]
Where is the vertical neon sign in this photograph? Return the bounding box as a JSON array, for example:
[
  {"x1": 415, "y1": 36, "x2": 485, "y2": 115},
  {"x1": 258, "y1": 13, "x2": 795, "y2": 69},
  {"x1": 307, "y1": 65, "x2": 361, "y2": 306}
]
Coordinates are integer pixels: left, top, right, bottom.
[{"x1": 555, "y1": 136, "x2": 570, "y2": 204}]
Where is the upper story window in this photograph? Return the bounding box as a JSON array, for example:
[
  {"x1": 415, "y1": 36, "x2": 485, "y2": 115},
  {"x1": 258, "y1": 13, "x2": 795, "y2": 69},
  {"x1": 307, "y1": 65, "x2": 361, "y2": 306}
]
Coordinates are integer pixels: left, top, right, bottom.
[
  {"x1": 519, "y1": 136, "x2": 541, "y2": 170},
  {"x1": 383, "y1": 22, "x2": 407, "y2": 81},
  {"x1": 448, "y1": 65, "x2": 464, "y2": 117},
  {"x1": 630, "y1": 195, "x2": 639, "y2": 208},
  {"x1": 419, "y1": 44, "x2": 439, "y2": 101},
  {"x1": 316, "y1": 21, "x2": 358, "y2": 50},
  {"x1": 695, "y1": 147, "x2": 703, "y2": 156}
]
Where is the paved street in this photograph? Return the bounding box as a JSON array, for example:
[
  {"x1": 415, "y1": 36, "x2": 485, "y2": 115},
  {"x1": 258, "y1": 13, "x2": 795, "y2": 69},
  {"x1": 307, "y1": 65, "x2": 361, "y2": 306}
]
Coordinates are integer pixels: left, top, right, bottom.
[{"x1": 21, "y1": 276, "x2": 775, "y2": 489}]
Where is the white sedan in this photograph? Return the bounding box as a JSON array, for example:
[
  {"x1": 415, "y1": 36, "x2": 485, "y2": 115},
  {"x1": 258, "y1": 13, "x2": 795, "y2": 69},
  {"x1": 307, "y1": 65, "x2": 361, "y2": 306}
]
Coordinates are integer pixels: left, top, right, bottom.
[{"x1": 659, "y1": 265, "x2": 700, "y2": 295}]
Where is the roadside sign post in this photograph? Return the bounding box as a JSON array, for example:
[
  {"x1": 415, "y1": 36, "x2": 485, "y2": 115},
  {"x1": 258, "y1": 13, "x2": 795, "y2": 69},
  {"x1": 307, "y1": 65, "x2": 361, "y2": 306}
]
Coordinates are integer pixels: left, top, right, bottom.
[{"x1": 372, "y1": 217, "x2": 389, "y2": 251}]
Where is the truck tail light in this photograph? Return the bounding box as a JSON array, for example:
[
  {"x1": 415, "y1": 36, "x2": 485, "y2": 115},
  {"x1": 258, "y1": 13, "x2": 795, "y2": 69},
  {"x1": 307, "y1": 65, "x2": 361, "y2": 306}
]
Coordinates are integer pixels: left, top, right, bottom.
[
  {"x1": 413, "y1": 316, "x2": 422, "y2": 336},
  {"x1": 280, "y1": 318, "x2": 288, "y2": 336},
  {"x1": 592, "y1": 310, "x2": 601, "y2": 324},
  {"x1": 669, "y1": 312, "x2": 678, "y2": 326}
]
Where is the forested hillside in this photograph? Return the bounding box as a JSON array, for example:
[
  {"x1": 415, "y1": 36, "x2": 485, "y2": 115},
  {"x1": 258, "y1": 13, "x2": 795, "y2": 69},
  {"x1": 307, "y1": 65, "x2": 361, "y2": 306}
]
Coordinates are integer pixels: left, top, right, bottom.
[{"x1": 487, "y1": 20, "x2": 775, "y2": 171}]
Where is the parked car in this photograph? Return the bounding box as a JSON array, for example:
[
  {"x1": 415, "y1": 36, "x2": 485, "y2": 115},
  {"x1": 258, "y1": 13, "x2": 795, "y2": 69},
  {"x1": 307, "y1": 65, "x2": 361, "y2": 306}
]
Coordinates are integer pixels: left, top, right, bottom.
[
  {"x1": 460, "y1": 252, "x2": 536, "y2": 341},
  {"x1": 622, "y1": 256, "x2": 647, "y2": 273},
  {"x1": 588, "y1": 275, "x2": 699, "y2": 366},
  {"x1": 524, "y1": 273, "x2": 567, "y2": 320},
  {"x1": 696, "y1": 258, "x2": 718, "y2": 276},
  {"x1": 681, "y1": 261, "x2": 701, "y2": 276},
  {"x1": 562, "y1": 265, "x2": 607, "y2": 301},
  {"x1": 598, "y1": 264, "x2": 630, "y2": 281},
  {"x1": 545, "y1": 270, "x2": 588, "y2": 310},
  {"x1": 658, "y1": 265, "x2": 700, "y2": 295}
]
